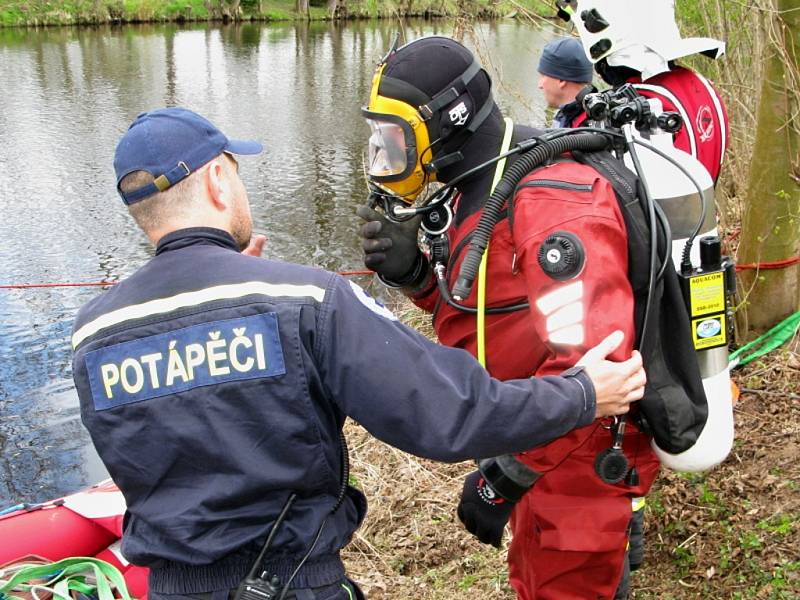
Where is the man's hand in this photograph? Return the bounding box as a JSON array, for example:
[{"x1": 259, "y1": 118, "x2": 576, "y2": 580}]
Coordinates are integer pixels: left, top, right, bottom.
[
  {"x1": 241, "y1": 234, "x2": 266, "y2": 257},
  {"x1": 457, "y1": 470, "x2": 514, "y2": 548},
  {"x1": 356, "y1": 205, "x2": 422, "y2": 283},
  {"x1": 577, "y1": 330, "x2": 646, "y2": 418}
]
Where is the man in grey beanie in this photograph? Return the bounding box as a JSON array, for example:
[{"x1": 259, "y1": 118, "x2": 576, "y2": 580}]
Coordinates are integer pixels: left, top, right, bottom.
[{"x1": 537, "y1": 37, "x2": 594, "y2": 127}]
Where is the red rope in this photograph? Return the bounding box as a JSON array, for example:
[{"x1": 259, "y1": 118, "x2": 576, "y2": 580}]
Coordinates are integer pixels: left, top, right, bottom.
[
  {"x1": 0, "y1": 281, "x2": 117, "y2": 289},
  {"x1": 0, "y1": 271, "x2": 375, "y2": 289},
  {"x1": 736, "y1": 255, "x2": 800, "y2": 272},
  {"x1": 10, "y1": 259, "x2": 800, "y2": 287}
]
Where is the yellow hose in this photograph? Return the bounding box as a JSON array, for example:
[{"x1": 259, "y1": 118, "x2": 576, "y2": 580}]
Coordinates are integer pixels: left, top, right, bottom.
[{"x1": 477, "y1": 117, "x2": 514, "y2": 367}]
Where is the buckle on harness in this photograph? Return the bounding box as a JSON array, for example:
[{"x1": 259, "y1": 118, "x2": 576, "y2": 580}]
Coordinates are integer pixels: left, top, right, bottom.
[{"x1": 418, "y1": 104, "x2": 434, "y2": 121}]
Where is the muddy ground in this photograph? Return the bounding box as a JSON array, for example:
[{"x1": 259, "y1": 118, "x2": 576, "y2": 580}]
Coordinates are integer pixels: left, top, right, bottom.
[{"x1": 341, "y1": 302, "x2": 799, "y2": 600}]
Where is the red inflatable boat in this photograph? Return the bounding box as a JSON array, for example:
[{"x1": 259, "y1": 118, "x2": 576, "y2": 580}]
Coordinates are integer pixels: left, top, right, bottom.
[{"x1": 0, "y1": 480, "x2": 148, "y2": 599}]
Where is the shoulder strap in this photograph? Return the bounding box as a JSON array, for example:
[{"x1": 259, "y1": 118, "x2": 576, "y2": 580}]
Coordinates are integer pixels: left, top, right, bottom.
[{"x1": 571, "y1": 149, "x2": 652, "y2": 298}]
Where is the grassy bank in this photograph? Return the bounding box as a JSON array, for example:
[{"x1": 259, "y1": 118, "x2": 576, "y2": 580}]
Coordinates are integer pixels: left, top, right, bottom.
[
  {"x1": 0, "y1": 0, "x2": 552, "y2": 27},
  {"x1": 0, "y1": 0, "x2": 324, "y2": 26}
]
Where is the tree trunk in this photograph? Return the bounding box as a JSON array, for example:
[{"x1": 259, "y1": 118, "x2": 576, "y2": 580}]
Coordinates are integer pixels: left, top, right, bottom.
[
  {"x1": 205, "y1": 0, "x2": 241, "y2": 21},
  {"x1": 328, "y1": 0, "x2": 347, "y2": 19},
  {"x1": 736, "y1": 0, "x2": 800, "y2": 335},
  {"x1": 225, "y1": 0, "x2": 241, "y2": 21},
  {"x1": 296, "y1": 0, "x2": 309, "y2": 17}
]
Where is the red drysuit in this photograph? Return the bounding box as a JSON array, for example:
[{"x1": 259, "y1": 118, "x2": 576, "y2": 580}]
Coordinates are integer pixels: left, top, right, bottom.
[{"x1": 413, "y1": 158, "x2": 661, "y2": 599}]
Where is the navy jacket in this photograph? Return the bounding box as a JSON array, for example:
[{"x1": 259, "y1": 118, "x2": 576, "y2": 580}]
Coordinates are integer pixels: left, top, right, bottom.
[{"x1": 72, "y1": 228, "x2": 596, "y2": 593}]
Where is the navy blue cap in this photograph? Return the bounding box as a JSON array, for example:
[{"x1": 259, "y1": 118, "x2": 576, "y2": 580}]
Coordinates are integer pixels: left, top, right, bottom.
[
  {"x1": 114, "y1": 107, "x2": 263, "y2": 205},
  {"x1": 537, "y1": 37, "x2": 594, "y2": 83}
]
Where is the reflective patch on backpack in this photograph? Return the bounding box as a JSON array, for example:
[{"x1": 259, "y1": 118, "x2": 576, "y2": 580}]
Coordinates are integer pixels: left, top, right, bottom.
[
  {"x1": 696, "y1": 105, "x2": 715, "y2": 142},
  {"x1": 84, "y1": 312, "x2": 286, "y2": 410},
  {"x1": 348, "y1": 280, "x2": 397, "y2": 321}
]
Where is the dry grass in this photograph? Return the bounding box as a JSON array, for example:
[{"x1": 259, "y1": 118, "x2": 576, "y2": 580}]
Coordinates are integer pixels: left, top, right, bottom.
[
  {"x1": 341, "y1": 300, "x2": 800, "y2": 598},
  {"x1": 342, "y1": 423, "x2": 512, "y2": 598}
]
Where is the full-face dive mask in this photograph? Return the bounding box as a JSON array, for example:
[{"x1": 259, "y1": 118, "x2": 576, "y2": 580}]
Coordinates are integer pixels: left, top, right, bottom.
[
  {"x1": 363, "y1": 64, "x2": 433, "y2": 201},
  {"x1": 362, "y1": 37, "x2": 495, "y2": 202},
  {"x1": 557, "y1": 0, "x2": 725, "y2": 80}
]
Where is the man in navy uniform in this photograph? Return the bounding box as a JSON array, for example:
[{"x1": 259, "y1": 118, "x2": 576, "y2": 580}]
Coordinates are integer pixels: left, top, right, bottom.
[
  {"x1": 537, "y1": 37, "x2": 594, "y2": 127},
  {"x1": 72, "y1": 107, "x2": 646, "y2": 600}
]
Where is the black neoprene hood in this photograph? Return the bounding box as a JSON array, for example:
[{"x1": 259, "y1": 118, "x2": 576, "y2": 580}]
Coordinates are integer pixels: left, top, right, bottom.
[{"x1": 379, "y1": 36, "x2": 494, "y2": 145}]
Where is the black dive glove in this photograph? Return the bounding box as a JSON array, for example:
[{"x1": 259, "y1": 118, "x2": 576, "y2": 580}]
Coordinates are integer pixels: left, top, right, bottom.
[
  {"x1": 457, "y1": 470, "x2": 515, "y2": 548},
  {"x1": 457, "y1": 457, "x2": 539, "y2": 548},
  {"x1": 356, "y1": 205, "x2": 424, "y2": 285}
]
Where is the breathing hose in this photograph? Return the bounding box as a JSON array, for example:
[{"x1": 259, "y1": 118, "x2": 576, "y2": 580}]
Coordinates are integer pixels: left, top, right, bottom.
[{"x1": 451, "y1": 132, "x2": 611, "y2": 301}]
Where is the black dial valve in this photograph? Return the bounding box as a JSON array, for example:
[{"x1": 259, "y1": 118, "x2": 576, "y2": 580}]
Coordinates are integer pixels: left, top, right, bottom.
[
  {"x1": 594, "y1": 449, "x2": 630, "y2": 485},
  {"x1": 537, "y1": 232, "x2": 585, "y2": 280}
]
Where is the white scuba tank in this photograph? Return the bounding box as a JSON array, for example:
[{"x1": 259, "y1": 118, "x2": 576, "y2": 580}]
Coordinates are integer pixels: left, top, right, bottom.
[{"x1": 623, "y1": 102, "x2": 734, "y2": 472}]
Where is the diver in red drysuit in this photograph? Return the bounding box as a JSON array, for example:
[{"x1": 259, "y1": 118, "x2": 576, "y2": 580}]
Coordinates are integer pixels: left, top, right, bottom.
[{"x1": 357, "y1": 35, "x2": 661, "y2": 600}]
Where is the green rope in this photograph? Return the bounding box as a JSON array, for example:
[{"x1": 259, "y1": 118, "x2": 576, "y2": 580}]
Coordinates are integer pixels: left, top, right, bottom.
[
  {"x1": 0, "y1": 557, "x2": 132, "y2": 600},
  {"x1": 729, "y1": 310, "x2": 800, "y2": 368}
]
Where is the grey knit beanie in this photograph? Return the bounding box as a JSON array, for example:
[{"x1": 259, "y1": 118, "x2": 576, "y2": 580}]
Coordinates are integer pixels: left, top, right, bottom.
[{"x1": 537, "y1": 37, "x2": 594, "y2": 83}]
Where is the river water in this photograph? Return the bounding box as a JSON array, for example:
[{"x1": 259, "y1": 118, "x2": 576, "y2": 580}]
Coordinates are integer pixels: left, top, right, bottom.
[{"x1": 0, "y1": 18, "x2": 557, "y2": 507}]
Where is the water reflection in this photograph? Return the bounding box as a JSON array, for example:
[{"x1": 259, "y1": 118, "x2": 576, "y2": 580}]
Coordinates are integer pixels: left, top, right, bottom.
[{"x1": 0, "y1": 19, "x2": 556, "y2": 506}]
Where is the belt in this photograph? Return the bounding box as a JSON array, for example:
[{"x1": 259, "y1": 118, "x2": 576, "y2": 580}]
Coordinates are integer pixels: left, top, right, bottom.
[
  {"x1": 149, "y1": 552, "x2": 346, "y2": 595},
  {"x1": 148, "y1": 578, "x2": 362, "y2": 600}
]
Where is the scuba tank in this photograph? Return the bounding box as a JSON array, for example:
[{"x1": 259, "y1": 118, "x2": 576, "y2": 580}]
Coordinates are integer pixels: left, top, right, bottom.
[
  {"x1": 445, "y1": 85, "x2": 733, "y2": 473},
  {"x1": 620, "y1": 98, "x2": 735, "y2": 471}
]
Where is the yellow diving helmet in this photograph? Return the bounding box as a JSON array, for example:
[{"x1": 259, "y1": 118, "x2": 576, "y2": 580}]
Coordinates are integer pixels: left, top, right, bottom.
[{"x1": 362, "y1": 36, "x2": 495, "y2": 203}]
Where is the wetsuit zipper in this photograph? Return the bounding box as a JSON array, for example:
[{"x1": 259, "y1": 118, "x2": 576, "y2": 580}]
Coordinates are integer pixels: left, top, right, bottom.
[{"x1": 517, "y1": 180, "x2": 594, "y2": 192}]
